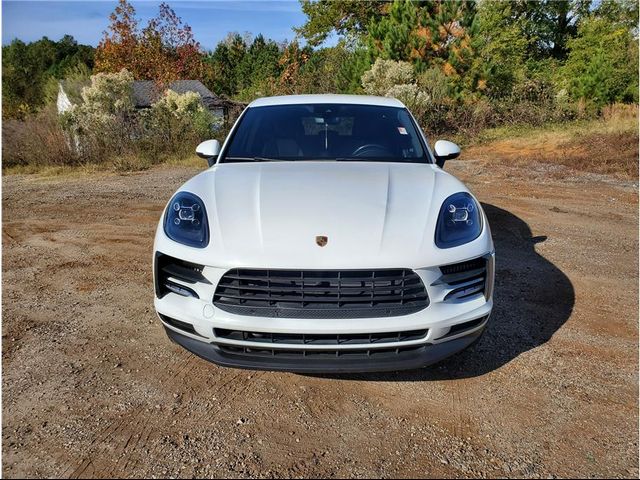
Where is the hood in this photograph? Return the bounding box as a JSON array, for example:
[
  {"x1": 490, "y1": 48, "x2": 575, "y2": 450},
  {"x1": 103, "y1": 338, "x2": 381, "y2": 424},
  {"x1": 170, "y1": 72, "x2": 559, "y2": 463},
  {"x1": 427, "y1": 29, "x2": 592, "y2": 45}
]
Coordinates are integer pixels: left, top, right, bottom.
[{"x1": 181, "y1": 161, "x2": 465, "y2": 269}]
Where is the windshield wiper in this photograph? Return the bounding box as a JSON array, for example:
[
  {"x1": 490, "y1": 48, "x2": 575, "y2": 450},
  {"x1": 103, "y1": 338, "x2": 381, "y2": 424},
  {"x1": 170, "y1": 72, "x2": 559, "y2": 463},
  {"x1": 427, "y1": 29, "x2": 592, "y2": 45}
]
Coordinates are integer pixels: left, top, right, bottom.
[
  {"x1": 334, "y1": 157, "x2": 401, "y2": 162},
  {"x1": 337, "y1": 157, "x2": 429, "y2": 163},
  {"x1": 224, "y1": 156, "x2": 284, "y2": 163}
]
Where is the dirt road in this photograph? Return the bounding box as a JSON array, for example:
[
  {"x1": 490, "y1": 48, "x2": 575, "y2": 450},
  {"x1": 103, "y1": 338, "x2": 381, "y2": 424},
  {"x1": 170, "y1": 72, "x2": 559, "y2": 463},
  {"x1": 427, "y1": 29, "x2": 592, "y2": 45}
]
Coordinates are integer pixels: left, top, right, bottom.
[{"x1": 2, "y1": 158, "x2": 638, "y2": 478}]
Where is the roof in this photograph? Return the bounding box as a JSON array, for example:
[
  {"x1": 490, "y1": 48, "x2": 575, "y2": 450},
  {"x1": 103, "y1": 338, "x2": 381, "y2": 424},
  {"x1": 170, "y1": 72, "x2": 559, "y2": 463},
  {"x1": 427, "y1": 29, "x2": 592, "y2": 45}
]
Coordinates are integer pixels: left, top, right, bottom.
[
  {"x1": 132, "y1": 80, "x2": 222, "y2": 108},
  {"x1": 248, "y1": 94, "x2": 406, "y2": 109}
]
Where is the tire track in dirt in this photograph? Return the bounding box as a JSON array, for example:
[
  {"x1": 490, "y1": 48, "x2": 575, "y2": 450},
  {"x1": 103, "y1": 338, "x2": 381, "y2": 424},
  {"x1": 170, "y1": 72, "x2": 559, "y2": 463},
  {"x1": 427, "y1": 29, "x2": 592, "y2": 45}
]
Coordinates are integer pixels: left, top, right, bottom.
[
  {"x1": 447, "y1": 379, "x2": 478, "y2": 441},
  {"x1": 66, "y1": 415, "x2": 134, "y2": 478},
  {"x1": 62, "y1": 348, "x2": 199, "y2": 477},
  {"x1": 62, "y1": 348, "x2": 262, "y2": 478}
]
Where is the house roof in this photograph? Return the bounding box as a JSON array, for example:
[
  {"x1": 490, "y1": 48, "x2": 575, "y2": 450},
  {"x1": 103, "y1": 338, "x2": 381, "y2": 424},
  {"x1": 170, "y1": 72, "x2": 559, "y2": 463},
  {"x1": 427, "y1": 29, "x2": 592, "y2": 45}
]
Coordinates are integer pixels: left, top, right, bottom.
[{"x1": 132, "y1": 80, "x2": 223, "y2": 108}]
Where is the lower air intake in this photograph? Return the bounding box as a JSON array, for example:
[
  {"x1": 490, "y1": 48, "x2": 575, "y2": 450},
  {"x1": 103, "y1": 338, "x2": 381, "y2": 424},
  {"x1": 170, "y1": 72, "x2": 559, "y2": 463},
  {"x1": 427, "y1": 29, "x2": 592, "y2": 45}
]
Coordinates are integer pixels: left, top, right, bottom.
[{"x1": 439, "y1": 257, "x2": 488, "y2": 301}]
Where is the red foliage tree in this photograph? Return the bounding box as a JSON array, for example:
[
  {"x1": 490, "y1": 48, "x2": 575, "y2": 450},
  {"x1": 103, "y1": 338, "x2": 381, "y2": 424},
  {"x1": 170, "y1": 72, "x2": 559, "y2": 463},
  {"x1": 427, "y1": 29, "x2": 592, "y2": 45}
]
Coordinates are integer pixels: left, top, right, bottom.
[
  {"x1": 94, "y1": 0, "x2": 139, "y2": 75},
  {"x1": 95, "y1": 0, "x2": 210, "y2": 85}
]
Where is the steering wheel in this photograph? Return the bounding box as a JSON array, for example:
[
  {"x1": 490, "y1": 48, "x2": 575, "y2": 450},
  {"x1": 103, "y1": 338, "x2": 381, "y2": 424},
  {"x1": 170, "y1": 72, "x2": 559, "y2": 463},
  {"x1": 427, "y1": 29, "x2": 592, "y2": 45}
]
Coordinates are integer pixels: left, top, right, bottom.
[{"x1": 351, "y1": 143, "x2": 390, "y2": 157}]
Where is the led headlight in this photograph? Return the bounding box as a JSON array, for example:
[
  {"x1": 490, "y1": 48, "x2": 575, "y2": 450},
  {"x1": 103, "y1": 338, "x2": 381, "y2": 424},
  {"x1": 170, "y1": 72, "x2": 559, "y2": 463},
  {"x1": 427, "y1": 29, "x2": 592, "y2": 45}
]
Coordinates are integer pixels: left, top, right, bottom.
[
  {"x1": 435, "y1": 192, "x2": 482, "y2": 248},
  {"x1": 164, "y1": 192, "x2": 209, "y2": 248}
]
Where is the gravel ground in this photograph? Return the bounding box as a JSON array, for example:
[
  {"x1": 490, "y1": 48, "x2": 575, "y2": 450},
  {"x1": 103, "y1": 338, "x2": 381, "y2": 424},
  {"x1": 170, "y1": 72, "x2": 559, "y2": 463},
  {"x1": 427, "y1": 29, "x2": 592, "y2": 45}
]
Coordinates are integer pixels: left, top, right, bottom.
[{"x1": 2, "y1": 158, "x2": 638, "y2": 478}]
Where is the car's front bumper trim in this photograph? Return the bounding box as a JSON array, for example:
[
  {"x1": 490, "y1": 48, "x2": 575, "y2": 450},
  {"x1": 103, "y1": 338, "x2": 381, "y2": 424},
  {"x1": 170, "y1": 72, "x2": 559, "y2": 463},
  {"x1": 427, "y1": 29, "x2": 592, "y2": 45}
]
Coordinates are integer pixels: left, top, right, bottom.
[{"x1": 164, "y1": 322, "x2": 486, "y2": 373}]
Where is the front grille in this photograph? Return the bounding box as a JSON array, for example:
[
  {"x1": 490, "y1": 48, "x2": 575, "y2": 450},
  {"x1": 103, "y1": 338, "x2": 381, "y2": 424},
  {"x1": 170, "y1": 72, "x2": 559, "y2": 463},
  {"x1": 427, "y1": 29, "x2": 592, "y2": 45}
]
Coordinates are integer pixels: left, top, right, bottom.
[
  {"x1": 213, "y1": 268, "x2": 429, "y2": 318},
  {"x1": 437, "y1": 257, "x2": 488, "y2": 301},
  {"x1": 214, "y1": 328, "x2": 428, "y2": 345},
  {"x1": 217, "y1": 344, "x2": 424, "y2": 358}
]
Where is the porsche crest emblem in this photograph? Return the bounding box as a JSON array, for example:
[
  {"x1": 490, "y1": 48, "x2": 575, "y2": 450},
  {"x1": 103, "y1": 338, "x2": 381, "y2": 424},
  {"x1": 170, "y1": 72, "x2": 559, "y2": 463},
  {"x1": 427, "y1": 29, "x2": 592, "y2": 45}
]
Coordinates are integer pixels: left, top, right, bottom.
[{"x1": 315, "y1": 235, "x2": 328, "y2": 247}]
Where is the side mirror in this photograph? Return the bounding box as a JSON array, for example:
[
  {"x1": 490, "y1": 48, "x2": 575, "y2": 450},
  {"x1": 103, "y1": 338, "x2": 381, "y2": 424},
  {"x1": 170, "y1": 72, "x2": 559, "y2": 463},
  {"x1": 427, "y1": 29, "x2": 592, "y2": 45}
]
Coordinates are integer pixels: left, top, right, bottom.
[
  {"x1": 433, "y1": 140, "x2": 461, "y2": 168},
  {"x1": 196, "y1": 139, "x2": 221, "y2": 167}
]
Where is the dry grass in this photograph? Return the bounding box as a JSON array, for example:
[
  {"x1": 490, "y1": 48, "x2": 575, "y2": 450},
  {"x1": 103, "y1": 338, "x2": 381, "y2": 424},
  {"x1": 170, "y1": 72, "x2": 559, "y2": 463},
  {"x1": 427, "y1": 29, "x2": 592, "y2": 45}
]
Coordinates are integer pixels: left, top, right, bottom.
[
  {"x1": 162, "y1": 154, "x2": 207, "y2": 169},
  {"x1": 2, "y1": 108, "x2": 79, "y2": 169},
  {"x1": 3, "y1": 154, "x2": 205, "y2": 177},
  {"x1": 462, "y1": 105, "x2": 639, "y2": 179},
  {"x1": 2, "y1": 164, "x2": 103, "y2": 177}
]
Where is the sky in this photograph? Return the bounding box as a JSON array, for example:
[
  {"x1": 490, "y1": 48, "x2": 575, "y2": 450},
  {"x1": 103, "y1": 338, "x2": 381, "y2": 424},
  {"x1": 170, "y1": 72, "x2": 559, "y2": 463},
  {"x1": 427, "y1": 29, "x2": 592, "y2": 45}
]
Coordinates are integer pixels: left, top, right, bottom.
[{"x1": 1, "y1": 0, "x2": 313, "y2": 50}]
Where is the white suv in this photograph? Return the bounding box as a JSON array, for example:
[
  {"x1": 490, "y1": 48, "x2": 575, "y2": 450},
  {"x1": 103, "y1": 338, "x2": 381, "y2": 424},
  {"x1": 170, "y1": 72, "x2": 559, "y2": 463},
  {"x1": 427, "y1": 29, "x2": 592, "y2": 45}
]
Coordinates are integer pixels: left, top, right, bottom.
[{"x1": 153, "y1": 94, "x2": 495, "y2": 372}]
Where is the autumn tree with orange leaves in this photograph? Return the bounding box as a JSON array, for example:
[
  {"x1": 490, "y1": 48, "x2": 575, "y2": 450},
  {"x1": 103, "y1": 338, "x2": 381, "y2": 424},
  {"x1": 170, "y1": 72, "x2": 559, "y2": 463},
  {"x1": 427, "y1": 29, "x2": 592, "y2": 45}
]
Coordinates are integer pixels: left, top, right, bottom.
[
  {"x1": 94, "y1": 0, "x2": 209, "y2": 85},
  {"x1": 277, "y1": 42, "x2": 311, "y2": 95}
]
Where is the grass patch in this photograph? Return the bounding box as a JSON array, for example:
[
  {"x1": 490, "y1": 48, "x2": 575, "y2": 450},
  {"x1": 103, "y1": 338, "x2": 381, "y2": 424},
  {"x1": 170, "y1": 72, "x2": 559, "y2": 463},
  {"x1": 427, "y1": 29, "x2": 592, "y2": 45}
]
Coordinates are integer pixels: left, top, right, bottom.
[
  {"x1": 3, "y1": 154, "x2": 205, "y2": 178},
  {"x1": 461, "y1": 108, "x2": 639, "y2": 179},
  {"x1": 162, "y1": 155, "x2": 207, "y2": 169},
  {"x1": 3, "y1": 163, "x2": 112, "y2": 177}
]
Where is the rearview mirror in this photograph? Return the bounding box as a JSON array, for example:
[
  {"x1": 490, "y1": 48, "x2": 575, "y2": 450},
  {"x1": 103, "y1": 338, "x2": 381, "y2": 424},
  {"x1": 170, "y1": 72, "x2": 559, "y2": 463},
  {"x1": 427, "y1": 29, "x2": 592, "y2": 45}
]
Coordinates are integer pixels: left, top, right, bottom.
[
  {"x1": 433, "y1": 140, "x2": 461, "y2": 168},
  {"x1": 196, "y1": 139, "x2": 221, "y2": 167}
]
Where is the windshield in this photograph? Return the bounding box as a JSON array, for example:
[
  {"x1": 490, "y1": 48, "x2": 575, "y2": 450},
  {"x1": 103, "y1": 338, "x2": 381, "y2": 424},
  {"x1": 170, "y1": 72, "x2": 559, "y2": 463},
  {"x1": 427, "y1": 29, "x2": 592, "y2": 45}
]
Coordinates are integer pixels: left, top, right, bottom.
[{"x1": 222, "y1": 103, "x2": 429, "y2": 163}]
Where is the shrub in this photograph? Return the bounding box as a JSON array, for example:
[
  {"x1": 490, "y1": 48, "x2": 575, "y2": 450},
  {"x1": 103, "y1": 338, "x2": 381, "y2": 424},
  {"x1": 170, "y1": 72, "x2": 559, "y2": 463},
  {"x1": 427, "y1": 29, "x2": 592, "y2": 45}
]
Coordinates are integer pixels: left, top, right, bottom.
[
  {"x1": 362, "y1": 58, "x2": 414, "y2": 96},
  {"x1": 59, "y1": 70, "x2": 217, "y2": 167},
  {"x1": 385, "y1": 83, "x2": 430, "y2": 120},
  {"x1": 2, "y1": 106, "x2": 78, "y2": 169},
  {"x1": 359, "y1": 57, "x2": 598, "y2": 137},
  {"x1": 362, "y1": 58, "x2": 430, "y2": 121},
  {"x1": 138, "y1": 90, "x2": 218, "y2": 162},
  {"x1": 416, "y1": 67, "x2": 452, "y2": 104},
  {"x1": 62, "y1": 69, "x2": 136, "y2": 162}
]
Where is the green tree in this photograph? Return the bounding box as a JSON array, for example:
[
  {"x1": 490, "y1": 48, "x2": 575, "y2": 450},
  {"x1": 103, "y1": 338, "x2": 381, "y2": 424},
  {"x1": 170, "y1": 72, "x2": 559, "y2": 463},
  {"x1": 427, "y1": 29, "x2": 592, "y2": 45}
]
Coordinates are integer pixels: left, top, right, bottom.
[
  {"x1": 2, "y1": 36, "x2": 94, "y2": 118},
  {"x1": 560, "y1": 15, "x2": 638, "y2": 106},
  {"x1": 593, "y1": 0, "x2": 639, "y2": 33},
  {"x1": 295, "y1": 42, "x2": 369, "y2": 94},
  {"x1": 205, "y1": 42, "x2": 233, "y2": 96},
  {"x1": 490, "y1": 0, "x2": 591, "y2": 60},
  {"x1": 469, "y1": 0, "x2": 594, "y2": 98},
  {"x1": 205, "y1": 33, "x2": 250, "y2": 96},
  {"x1": 237, "y1": 34, "x2": 282, "y2": 92},
  {"x1": 470, "y1": 1, "x2": 532, "y2": 97},
  {"x1": 367, "y1": 0, "x2": 419, "y2": 62},
  {"x1": 367, "y1": 0, "x2": 477, "y2": 93},
  {"x1": 546, "y1": 0, "x2": 592, "y2": 59},
  {"x1": 50, "y1": 37, "x2": 94, "y2": 78},
  {"x1": 295, "y1": 0, "x2": 386, "y2": 46},
  {"x1": 335, "y1": 41, "x2": 372, "y2": 93}
]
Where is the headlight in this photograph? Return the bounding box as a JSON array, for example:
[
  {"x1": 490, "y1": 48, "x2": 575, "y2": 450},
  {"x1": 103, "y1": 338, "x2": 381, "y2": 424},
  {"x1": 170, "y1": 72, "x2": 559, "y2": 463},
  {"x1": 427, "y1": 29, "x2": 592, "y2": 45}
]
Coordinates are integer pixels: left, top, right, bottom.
[
  {"x1": 164, "y1": 192, "x2": 209, "y2": 248},
  {"x1": 435, "y1": 192, "x2": 482, "y2": 248}
]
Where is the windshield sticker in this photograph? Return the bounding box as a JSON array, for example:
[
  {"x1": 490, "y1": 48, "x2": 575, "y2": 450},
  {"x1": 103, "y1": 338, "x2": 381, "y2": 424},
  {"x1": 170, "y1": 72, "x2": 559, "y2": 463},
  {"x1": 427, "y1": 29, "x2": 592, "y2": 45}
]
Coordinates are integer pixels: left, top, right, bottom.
[{"x1": 397, "y1": 127, "x2": 408, "y2": 135}]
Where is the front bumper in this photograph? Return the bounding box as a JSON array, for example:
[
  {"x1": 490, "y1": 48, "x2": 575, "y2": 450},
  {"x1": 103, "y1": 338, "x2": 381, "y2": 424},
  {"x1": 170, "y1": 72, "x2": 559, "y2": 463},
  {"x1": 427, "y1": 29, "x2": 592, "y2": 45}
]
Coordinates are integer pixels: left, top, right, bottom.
[
  {"x1": 164, "y1": 320, "x2": 487, "y2": 373},
  {"x1": 153, "y1": 251, "x2": 495, "y2": 373}
]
